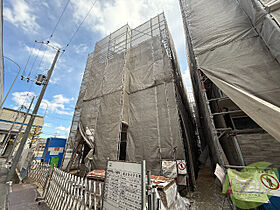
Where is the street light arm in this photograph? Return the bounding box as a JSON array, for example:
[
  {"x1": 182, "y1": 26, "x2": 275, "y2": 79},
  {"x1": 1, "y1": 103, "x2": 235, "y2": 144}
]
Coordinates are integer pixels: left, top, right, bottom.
[{"x1": 0, "y1": 56, "x2": 22, "y2": 108}]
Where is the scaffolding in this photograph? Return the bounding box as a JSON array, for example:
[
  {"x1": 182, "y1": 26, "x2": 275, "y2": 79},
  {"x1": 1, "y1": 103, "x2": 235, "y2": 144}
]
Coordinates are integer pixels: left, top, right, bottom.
[
  {"x1": 179, "y1": 0, "x2": 280, "y2": 169},
  {"x1": 64, "y1": 13, "x2": 199, "y2": 189}
]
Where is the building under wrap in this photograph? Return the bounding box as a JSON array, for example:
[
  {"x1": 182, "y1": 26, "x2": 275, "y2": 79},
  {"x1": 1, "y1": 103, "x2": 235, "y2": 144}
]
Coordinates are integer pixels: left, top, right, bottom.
[
  {"x1": 64, "y1": 13, "x2": 199, "y2": 188},
  {"x1": 179, "y1": 0, "x2": 280, "y2": 170}
]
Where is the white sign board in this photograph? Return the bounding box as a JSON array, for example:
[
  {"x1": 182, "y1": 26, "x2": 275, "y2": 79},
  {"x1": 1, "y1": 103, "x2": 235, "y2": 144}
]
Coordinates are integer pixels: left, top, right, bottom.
[
  {"x1": 161, "y1": 160, "x2": 177, "y2": 178},
  {"x1": 214, "y1": 163, "x2": 226, "y2": 184},
  {"x1": 102, "y1": 161, "x2": 144, "y2": 210},
  {"x1": 176, "y1": 160, "x2": 187, "y2": 175},
  {"x1": 48, "y1": 147, "x2": 64, "y2": 155}
]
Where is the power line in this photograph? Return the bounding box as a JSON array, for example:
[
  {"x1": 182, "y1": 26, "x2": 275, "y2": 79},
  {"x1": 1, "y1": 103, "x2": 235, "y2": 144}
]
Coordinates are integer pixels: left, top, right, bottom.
[
  {"x1": 49, "y1": 0, "x2": 71, "y2": 39},
  {"x1": 24, "y1": 0, "x2": 71, "y2": 77},
  {"x1": 22, "y1": 41, "x2": 36, "y2": 76},
  {"x1": 64, "y1": 0, "x2": 98, "y2": 49},
  {"x1": 27, "y1": 43, "x2": 43, "y2": 77},
  {"x1": 37, "y1": 45, "x2": 47, "y2": 73}
]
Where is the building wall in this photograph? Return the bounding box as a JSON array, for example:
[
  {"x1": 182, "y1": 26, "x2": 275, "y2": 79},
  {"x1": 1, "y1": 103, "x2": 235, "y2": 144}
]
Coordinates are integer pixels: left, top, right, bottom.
[
  {"x1": 0, "y1": 108, "x2": 44, "y2": 135},
  {"x1": 0, "y1": 107, "x2": 44, "y2": 157}
]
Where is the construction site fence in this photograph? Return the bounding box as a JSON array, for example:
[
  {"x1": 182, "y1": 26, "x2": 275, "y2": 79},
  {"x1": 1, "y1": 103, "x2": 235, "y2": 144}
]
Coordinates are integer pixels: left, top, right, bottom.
[
  {"x1": 28, "y1": 163, "x2": 103, "y2": 210},
  {"x1": 28, "y1": 162, "x2": 50, "y2": 189}
]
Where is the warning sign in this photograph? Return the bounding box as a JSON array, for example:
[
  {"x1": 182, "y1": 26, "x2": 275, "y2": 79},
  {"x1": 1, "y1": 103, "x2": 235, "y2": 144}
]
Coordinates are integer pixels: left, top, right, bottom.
[
  {"x1": 261, "y1": 174, "x2": 280, "y2": 190},
  {"x1": 176, "y1": 160, "x2": 187, "y2": 175}
]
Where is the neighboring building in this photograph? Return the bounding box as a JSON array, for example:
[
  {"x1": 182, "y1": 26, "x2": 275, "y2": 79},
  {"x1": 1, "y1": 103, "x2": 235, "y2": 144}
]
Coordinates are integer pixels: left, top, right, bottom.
[
  {"x1": 64, "y1": 13, "x2": 199, "y2": 189},
  {"x1": 179, "y1": 0, "x2": 280, "y2": 169},
  {"x1": 33, "y1": 138, "x2": 47, "y2": 160},
  {"x1": 0, "y1": 107, "x2": 44, "y2": 156}
]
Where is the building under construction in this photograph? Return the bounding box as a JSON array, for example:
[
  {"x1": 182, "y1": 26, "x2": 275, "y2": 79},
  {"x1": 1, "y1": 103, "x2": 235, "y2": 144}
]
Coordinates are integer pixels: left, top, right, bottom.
[
  {"x1": 63, "y1": 13, "x2": 199, "y2": 189},
  {"x1": 179, "y1": 0, "x2": 280, "y2": 170}
]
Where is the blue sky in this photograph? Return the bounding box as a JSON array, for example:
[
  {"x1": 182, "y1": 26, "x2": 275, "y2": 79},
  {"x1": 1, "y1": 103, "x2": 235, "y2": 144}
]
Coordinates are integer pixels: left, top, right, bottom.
[{"x1": 2, "y1": 0, "x2": 192, "y2": 138}]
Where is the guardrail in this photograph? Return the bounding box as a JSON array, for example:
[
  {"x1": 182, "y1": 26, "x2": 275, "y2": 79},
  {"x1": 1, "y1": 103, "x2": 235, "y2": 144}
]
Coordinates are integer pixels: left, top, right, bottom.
[
  {"x1": 28, "y1": 163, "x2": 50, "y2": 188},
  {"x1": 28, "y1": 163, "x2": 103, "y2": 210}
]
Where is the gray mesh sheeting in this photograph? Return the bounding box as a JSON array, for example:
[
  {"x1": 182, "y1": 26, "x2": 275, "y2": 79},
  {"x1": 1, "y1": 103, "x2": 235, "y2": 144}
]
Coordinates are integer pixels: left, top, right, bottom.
[
  {"x1": 65, "y1": 14, "x2": 196, "y2": 179},
  {"x1": 180, "y1": 0, "x2": 280, "y2": 141}
]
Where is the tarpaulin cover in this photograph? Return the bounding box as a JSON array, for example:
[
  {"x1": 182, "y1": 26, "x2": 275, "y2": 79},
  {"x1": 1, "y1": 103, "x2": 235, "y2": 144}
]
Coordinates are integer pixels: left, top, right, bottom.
[
  {"x1": 65, "y1": 14, "x2": 198, "y2": 179},
  {"x1": 68, "y1": 35, "x2": 186, "y2": 173},
  {"x1": 181, "y1": 0, "x2": 280, "y2": 141}
]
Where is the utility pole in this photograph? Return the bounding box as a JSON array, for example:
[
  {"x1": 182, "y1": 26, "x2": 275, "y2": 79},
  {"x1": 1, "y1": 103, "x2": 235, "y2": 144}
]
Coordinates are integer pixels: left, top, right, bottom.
[
  {"x1": 6, "y1": 96, "x2": 35, "y2": 163},
  {"x1": 7, "y1": 46, "x2": 62, "y2": 181}
]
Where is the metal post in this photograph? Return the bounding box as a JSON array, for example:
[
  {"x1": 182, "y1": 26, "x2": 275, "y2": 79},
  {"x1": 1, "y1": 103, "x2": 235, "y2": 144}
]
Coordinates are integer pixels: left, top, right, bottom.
[
  {"x1": 6, "y1": 49, "x2": 61, "y2": 181},
  {"x1": 152, "y1": 188, "x2": 156, "y2": 210},
  {"x1": 6, "y1": 96, "x2": 35, "y2": 163},
  {"x1": 147, "y1": 170, "x2": 152, "y2": 210},
  {"x1": 0, "y1": 56, "x2": 21, "y2": 109},
  {"x1": 141, "y1": 160, "x2": 146, "y2": 210}
]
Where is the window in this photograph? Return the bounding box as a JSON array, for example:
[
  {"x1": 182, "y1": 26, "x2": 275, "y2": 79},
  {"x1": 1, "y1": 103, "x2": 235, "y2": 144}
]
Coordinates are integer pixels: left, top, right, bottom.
[{"x1": 119, "y1": 122, "x2": 128, "y2": 161}]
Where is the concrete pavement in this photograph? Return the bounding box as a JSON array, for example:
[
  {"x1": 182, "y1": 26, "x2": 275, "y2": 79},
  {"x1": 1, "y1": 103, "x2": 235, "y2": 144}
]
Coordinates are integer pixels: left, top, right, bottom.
[
  {"x1": 0, "y1": 158, "x2": 8, "y2": 210},
  {"x1": 7, "y1": 184, "x2": 49, "y2": 210}
]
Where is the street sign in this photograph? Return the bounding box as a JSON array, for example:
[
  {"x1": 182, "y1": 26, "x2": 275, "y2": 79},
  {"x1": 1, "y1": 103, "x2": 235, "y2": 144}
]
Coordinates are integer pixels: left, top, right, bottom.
[{"x1": 176, "y1": 160, "x2": 187, "y2": 175}]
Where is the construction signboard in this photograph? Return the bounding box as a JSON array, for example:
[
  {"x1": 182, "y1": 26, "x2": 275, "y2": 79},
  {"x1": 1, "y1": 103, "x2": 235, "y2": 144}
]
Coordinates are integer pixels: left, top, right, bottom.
[{"x1": 102, "y1": 161, "x2": 145, "y2": 210}]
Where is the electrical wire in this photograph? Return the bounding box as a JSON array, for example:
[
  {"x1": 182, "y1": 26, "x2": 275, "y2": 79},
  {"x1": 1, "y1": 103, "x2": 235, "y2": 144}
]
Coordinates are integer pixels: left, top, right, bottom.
[
  {"x1": 23, "y1": 0, "x2": 96, "y2": 78},
  {"x1": 24, "y1": 0, "x2": 71, "y2": 78},
  {"x1": 22, "y1": 42, "x2": 36, "y2": 76},
  {"x1": 27, "y1": 43, "x2": 43, "y2": 77},
  {"x1": 49, "y1": 0, "x2": 71, "y2": 39},
  {"x1": 37, "y1": 45, "x2": 47, "y2": 73},
  {"x1": 64, "y1": 0, "x2": 98, "y2": 50}
]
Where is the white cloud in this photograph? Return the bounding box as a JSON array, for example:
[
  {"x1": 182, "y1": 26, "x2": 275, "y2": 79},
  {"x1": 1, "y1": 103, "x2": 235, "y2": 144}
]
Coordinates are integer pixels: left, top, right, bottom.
[
  {"x1": 71, "y1": 0, "x2": 185, "y2": 55},
  {"x1": 42, "y1": 1, "x2": 49, "y2": 8},
  {"x1": 11, "y1": 91, "x2": 35, "y2": 108},
  {"x1": 55, "y1": 109, "x2": 73, "y2": 115},
  {"x1": 53, "y1": 94, "x2": 73, "y2": 104},
  {"x1": 49, "y1": 77, "x2": 61, "y2": 84},
  {"x1": 181, "y1": 69, "x2": 195, "y2": 102},
  {"x1": 25, "y1": 41, "x2": 62, "y2": 70},
  {"x1": 41, "y1": 94, "x2": 73, "y2": 116},
  {"x1": 56, "y1": 126, "x2": 70, "y2": 132},
  {"x1": 11, "y1": 92, "x2": 73, "y2": 116},
  {"x1": 3, "y1": 0, "x2": 40, "y2": 32},
  {"x1": 74, "y1": 44, "x2": 89, "y2": 54},
  {"x1": 55, "y1": 126, "x2": 70, "y2": 138},
  {"x1": 182, "y1": 69, "x2": 193, "y2": 92},
  {"x1": 55, "y1": 135, "x2": 67, "y2": 138},
  {"x1": 44, "y1": 123, "x2": 52, "y2": 127}
]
